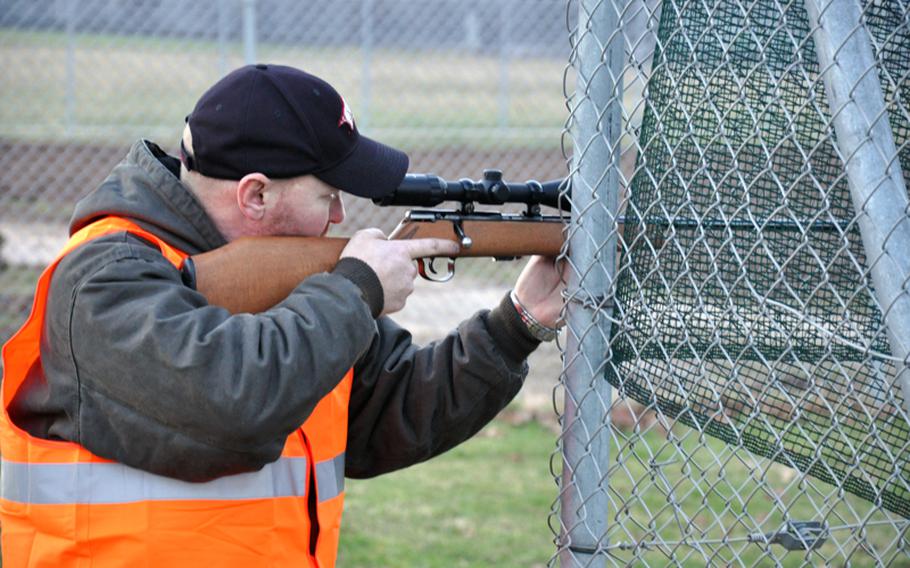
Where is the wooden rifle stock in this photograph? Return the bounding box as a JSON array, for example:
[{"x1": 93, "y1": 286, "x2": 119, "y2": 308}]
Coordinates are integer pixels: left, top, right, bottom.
[
  {"x1": 191, "y1": 215, "x2": 565, "y2": 314},
  {"x1": 192, "y1": 236, "x2": 349, "y2": 314}
]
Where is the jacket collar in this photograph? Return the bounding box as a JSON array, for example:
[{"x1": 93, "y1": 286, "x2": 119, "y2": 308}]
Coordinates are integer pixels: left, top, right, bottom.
[{"x1": 69, "y1": 139, "x2": 228, "y2": 254}]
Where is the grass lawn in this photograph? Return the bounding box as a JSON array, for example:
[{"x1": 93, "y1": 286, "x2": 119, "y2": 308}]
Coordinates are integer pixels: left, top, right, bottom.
[
  {"x1": 338, "y1": 415, "x2": 909, "y2": 567},
  {"x1": 339, "y1": 418, "x2": 557, "y2": 567}
]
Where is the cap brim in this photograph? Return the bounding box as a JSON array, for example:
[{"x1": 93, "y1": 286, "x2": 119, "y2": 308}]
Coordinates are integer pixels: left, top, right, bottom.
[{"x1": 314, "y1": 135, "x2": 409, "y2": 199}]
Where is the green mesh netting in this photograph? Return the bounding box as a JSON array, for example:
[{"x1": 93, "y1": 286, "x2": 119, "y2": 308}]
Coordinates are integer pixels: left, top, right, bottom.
[{"x1": 609, "y1": 0, "x2": 910, "y2": 517}]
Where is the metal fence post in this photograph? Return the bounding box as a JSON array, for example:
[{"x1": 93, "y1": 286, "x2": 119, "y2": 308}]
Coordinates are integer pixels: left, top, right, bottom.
[
  {"x1": 498, "y1": 0, "x2": 511, "y2": 130},
  {"x1": 64, "y1": 0, "x2": 77, "y2": 137},
  {"x1": 557, "y1": 0, "x2": 623, "y2": 564},
  {"x1": 360, "y1": 0, "x2": 374, "y2": 130},
  {"x1": 804, "y1": 0, "x2": 910, "y2": 416},
  {"x1": 242, "y1": 0, "x2": 257, "y2": 65},
  {"x1": 217, "y1": 0, "x2": 229, "y2": 76}
]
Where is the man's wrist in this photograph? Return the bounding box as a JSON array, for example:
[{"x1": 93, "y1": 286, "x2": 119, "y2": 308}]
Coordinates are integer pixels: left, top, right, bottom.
[
  {"x1": 509, "y1": 290, "x2": 558, "y2": 342},
  {"x1": 487, "y1": 293, "x2": 542, "y2": 365}
]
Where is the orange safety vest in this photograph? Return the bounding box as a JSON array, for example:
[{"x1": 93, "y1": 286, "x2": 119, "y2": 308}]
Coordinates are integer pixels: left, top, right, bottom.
[{"x1": 0, "y1": 217, "x2": 353, "y2": 568}]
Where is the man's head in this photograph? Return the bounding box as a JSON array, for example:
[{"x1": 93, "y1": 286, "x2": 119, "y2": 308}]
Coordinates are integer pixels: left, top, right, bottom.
[{"x1": 179, "y1": 64, "x2": 408, "y2": 240}]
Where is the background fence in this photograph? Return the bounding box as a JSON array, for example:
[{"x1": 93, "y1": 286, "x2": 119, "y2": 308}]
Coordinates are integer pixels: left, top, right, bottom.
[
  {"x1": 0, "y1": 0, "x2": 591, "y2": 363},
  {"x1": 4, "y1": 0, "x2": 910, "y2": 566},
  {"x1": 554, "y1": 0, "x2": 910, "y2": 565}
]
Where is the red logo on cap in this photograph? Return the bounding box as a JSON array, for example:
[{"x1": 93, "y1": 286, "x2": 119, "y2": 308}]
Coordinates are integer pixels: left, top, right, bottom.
[{"x1": 338, "y1": 96, "x2": 355, "y2": 132}]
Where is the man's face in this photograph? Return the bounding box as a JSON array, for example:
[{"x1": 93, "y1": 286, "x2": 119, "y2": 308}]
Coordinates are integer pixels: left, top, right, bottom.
[{"x1": 263, "y1": 175, "x2": 346, "y2": 237}]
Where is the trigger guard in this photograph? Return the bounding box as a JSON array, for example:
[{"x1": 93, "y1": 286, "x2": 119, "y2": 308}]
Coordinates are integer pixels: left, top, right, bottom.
[{"x1": 417, "y1": 258, "x2": 456, "y2": 282}]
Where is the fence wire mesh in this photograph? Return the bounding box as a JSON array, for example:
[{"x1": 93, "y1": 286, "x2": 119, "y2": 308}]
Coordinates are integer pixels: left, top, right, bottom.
[
  {"x1": 0, "y1": 0, "x2": 570, "y2": 348},
  {"x1": 5, "y1": 0, "x2": 910, "y2": 565},
  {"x1": 554, "y1": 0, "x2": 910, "y2": 565}
]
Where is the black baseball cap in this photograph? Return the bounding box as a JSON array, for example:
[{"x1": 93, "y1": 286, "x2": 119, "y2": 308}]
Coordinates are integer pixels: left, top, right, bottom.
[{"x1": 182, "y1": 64, "x2": 409, "y2": 199}]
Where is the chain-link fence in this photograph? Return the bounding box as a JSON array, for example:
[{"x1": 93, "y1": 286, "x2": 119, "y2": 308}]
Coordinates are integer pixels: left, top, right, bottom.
[
  {"x1": 6, "y1": 0, "x2": 910, "y2": 565},
  {"x1": 554, "y1": 0, "x2": 910, "y2": 565},
  {"x1": 0, "y1": 0, "x2": 572, "y2": 357}
]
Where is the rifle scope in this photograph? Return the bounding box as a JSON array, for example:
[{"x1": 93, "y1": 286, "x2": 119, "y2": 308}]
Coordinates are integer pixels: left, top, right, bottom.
[{"x1": 374, "y1": 169, "x2": 571, "y2": 212}]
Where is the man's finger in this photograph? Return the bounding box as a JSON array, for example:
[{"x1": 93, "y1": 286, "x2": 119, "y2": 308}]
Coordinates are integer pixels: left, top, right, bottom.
[{"x1": 402, "y1": 238, "x2": 461, "y2": 259}]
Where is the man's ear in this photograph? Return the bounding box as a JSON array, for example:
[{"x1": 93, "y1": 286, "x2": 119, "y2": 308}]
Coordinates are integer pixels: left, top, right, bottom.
[{"x1": 235, "y1": 173, "x2": 271, "y2": 220}]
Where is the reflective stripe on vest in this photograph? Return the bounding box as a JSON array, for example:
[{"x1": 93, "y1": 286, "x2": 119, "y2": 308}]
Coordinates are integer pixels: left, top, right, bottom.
[
  {"x1": 0, "y1": 216, "x2": 353, "y2": 568},
  {"x1": 1, "y1": 453, "x2": 346, "y2": 505}
]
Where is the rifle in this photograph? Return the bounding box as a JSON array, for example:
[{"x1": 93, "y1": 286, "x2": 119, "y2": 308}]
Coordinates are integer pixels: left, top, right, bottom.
[{"x1": 192, "y1": 169, "x2": 570, "y2": 314}]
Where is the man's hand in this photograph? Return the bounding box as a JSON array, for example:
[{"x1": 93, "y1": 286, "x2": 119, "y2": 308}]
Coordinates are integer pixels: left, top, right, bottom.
[
  {"x1": 341, "y1": 228, "x2": 460, "y2": 316},
  {"x1": 513, "y1": 255, "x2": 568, "y2": 329}
]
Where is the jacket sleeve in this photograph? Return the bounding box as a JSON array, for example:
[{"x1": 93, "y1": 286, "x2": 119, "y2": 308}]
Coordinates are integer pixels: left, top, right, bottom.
[
  {"x1": 344, "y1": 298, "x2": 538, "y2": 479},
  {"x1": 43, "y1": 233, "x2": 377, "y2": 481}
]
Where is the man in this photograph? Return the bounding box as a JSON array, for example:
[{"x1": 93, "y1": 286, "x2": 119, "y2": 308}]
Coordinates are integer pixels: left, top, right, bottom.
[{"x1": 0, "y1": 64, "x2": 564, "y2": 567}]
